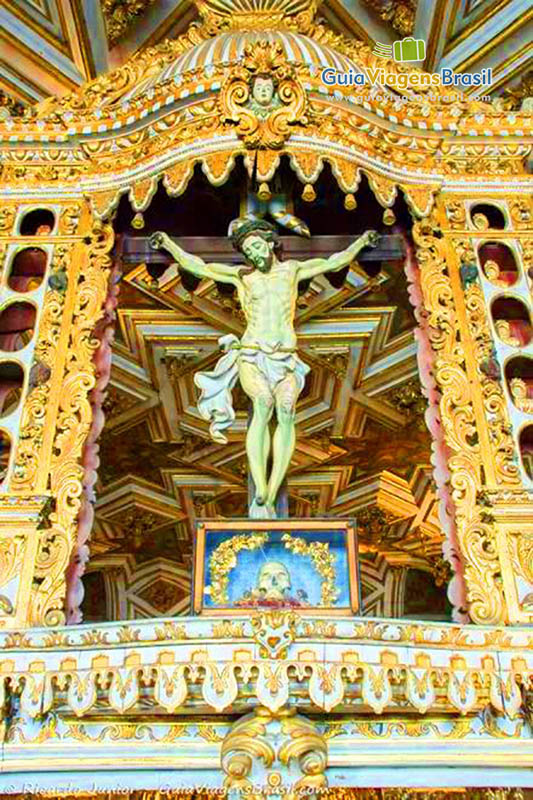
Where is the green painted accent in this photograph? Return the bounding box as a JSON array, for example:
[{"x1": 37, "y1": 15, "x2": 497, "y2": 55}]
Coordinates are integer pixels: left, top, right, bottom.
[{"x1": 393, "y1": 38, "x2": 426, "y2": 62}]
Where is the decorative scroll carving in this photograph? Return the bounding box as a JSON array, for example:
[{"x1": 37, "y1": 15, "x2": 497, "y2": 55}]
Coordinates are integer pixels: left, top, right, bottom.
[
  {"x1": 198, "y1": 0, "x2": 320, "y2": 31},
  {"x1": 222, "y1": 709, "x2": 276, "y2": 794},
  {"x1": 510, "y1": 378, "x2": 533, "y2": 413},
  {"x1": 509, "y1": 199, "x2": 532, "y2": 229},
  {"x1": 101, "y1": 0, "x2": 157, "y2": 46},
  {"x1": 219, "y1": 41, "x2": 308, "y2": 148},
  {"x1": 29, "y1": 220, "x2": 114, "y2": 627},
  {"x1": 12, "y1": 243, "x2": 71, "y2": 490},
  {"x1": 58, "y1": 204, "x2": 82, "y2": 235},
  {"x1": 361, "y1": 0, "x2": 415, "y2": 36},
  {"x1": 495, "y1": 321, "x2": 521, "y2": 348},
  {"x1": 402, "y1": 230, "x2": 467, "y2": 620},
  {"x1": 0, "y1": 205, "x2": 15, "y2": 232},
  {"x1": 222, "y1": 707, "x2": 327, "y2": 795},
  {"x1": 412, "y1": 207, "x2": 511, "y2": 625},
  {"x1": 446, "y1": 200, "x2": 467, "y2": 230},
  {"x1": 0, "y1": 0, "x2": 530, "y2": 636},
  {"x1": 0, "y1": 90, "x2": 26, "y2": 119},
  {"x1": 493, "y1": 70, "x2": 533, "y2": 111},
  {"x1": 67, "y1": 262, "x2": 121, "y2": 624},
  {"x1": 460, "y1": 266, "x2": 520, "y2": 487}
]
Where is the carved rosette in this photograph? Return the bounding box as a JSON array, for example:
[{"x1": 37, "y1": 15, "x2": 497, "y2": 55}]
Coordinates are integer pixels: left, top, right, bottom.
[{"x1": 219, "y1": 42, "x2": 308, "y2": 149}]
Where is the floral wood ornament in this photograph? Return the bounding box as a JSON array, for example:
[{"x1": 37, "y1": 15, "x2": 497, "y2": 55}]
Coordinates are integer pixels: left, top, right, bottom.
[{"x1": 219, "y1": 41, "x2": 308, "y2": 148}]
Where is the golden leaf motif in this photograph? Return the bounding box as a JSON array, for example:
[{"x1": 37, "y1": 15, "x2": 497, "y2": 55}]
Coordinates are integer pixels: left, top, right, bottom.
[
  {"x1": 197, "y1": 726, "x2": 225, "y2": 743},
  {"x1": 301, "y1": 620, "x2": 337, "y2": 638},
  {"x1": 155, "y1": 621, "x2": 188, "y2": 640},
  {"x1": 402, "y1": 184, "x2": 437, "y2": 218},
  {"x1": 117, "y1": 625, "x2": 141, "y2": 643},
  {"x1": 207, "y1": 531, "x2": 269, "y2": 605},
  {"x1": 4, "y1": 632, "x2": 33, "y2": 648},
  {"x1": 281, "y1": 533, "x2": 338, "y2": 605},
  {"x1": 91, "y1": 190, "x2": 123, "y2": 218},
  {"x1": 211, "y1": 620, "x2": 245, "y2": 638}
]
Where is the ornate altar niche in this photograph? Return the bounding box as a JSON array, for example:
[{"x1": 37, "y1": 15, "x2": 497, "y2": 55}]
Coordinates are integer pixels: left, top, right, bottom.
[
  {"x1": 0, "y1": 0, "x2": 528, "y2": 631},
  {"x1": 77, "y1": 157, "x2": 447, "y2": 625},
  {"x1": 0, "y1": 0, "x2": 532, "y2": 792}
]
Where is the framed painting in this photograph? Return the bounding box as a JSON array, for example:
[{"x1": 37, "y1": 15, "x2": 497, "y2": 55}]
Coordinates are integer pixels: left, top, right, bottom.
[{"x1": 193, "y1": 519, "x2": 359, "y2": 616}]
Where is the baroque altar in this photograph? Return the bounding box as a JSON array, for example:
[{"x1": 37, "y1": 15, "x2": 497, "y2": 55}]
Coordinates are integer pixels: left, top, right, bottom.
[{"x1": 0, "y1": 0, "x2": 532, "y2": 794}]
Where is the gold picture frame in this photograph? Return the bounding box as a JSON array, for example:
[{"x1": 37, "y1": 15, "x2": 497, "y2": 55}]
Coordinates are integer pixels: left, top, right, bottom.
[{"x1": 193, "y1": 519, "x2": 359, "y2": 616}]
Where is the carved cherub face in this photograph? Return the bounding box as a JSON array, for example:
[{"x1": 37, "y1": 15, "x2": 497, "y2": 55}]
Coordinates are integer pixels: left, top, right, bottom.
[
  {"x1": 241, "y1": 233, "x2": 274, "y2": 272},
  {"x1": 257, "y1": 561, "x2": 291, "y2": 600},
  {"x1": 252, "y1": 76, "x2": 275, "y2": 107}
]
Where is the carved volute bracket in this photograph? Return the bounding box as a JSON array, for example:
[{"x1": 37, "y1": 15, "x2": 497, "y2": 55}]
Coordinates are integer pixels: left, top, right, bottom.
[{"x1": 221, "y1": 706, "x2": 328, "y2": 797}]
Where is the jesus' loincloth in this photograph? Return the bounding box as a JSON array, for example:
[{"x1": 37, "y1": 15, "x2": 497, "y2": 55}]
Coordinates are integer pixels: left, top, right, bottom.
[{"x1": 194, "y1": 334, "x2": 310, "y2": 444}]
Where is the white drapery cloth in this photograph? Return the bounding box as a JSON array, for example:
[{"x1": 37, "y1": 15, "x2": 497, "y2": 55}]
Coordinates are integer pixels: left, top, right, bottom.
[{"x1": 194, "y1": 334, "x2": 309, "y2": 444}]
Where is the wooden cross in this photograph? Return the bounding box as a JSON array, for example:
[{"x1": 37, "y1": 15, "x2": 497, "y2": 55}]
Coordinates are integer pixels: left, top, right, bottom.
[{"x1": 119, "y1": 234, "x2": 406, "y2": 266}]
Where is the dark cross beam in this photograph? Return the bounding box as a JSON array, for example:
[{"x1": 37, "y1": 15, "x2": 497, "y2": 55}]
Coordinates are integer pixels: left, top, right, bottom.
[{"x1": 119, "y1": 234, "x2": 406, "y2": 266}]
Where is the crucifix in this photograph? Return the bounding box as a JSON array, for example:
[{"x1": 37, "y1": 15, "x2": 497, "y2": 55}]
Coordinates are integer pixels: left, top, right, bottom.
[{"x1": 150, "y1": 219, "x2": 379, "y2": 519}]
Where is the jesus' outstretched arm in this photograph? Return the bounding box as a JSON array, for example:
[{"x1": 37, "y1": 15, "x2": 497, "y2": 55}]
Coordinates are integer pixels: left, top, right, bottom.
[
  {"x1": 295, "y1": 229, "x2": 379, "y2": 282},
  {"x1": 150, "y1": 232, "x2": 241, "y2": 286}
]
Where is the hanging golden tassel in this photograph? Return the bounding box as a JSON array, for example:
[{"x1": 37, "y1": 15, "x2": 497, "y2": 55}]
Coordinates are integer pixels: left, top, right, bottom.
[
  {"x1": 383, "y1": 208, "x2": 396, "y2": 226},
  {"x1": 257, "y1": 182, "x2": 271, "y2": 201},
  {"x1": 302, "y1": 184, "x2": 316, "y2": 202},
  {"x1": 131, "y1": 212, "x2": 145, "y2": 230},
  {"x1": 344, "y1": 193, "x2": 357, "y2": 211}
]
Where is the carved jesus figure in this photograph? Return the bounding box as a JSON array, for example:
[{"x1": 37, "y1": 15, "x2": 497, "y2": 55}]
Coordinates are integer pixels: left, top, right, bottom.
[{"x1": 151, "y1": 219, "x2": 378, "y2": 519}]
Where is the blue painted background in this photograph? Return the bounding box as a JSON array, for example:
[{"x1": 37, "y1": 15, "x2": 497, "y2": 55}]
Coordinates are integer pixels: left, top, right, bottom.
[{"x1": 203, "y1": 528, "x2": 350, "y2": 607}]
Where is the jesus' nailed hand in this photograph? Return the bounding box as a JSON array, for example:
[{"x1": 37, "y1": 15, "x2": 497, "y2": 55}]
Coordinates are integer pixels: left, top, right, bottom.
[{"x1": 150, "y1": 221, "x2": 379, "y2": 519}]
